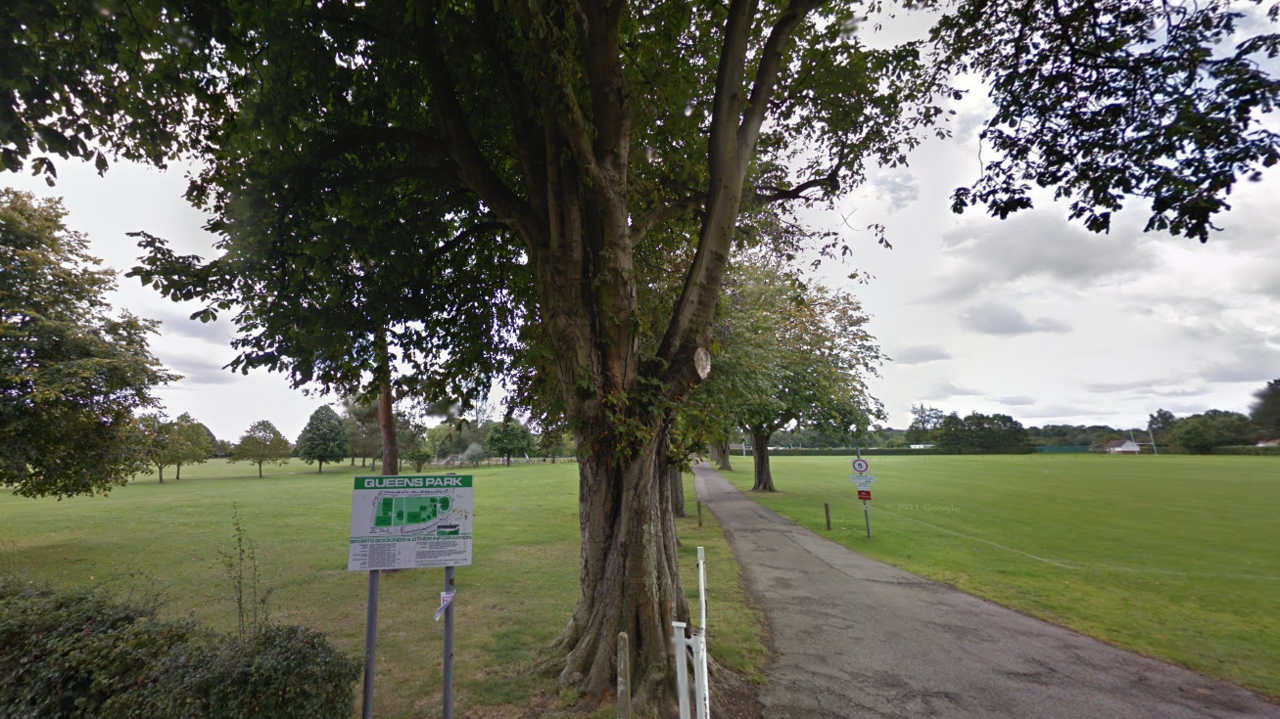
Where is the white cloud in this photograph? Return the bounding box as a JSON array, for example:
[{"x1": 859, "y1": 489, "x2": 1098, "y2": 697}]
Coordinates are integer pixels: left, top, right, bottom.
[
  {"x1": 892, "y1": 345, "x2": 952, "y2": 365},
  {"x1": 920, "y1": 381, "x2": 984, "y2": 400},
  {"x1": 997, "y1": 395, "x2": 1036, "y2": 406},
  {"x1": 959, "y1": 301, "x2": 1071, "y2": 336}
]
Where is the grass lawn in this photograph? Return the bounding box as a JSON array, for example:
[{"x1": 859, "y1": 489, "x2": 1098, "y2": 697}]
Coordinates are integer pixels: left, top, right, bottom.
[
  {"x1": 721, "y1": 454, "x2": 1280, "y2": 698},
  {"x1": 1, "y1": 458, "x2": 765, "y2": 718}
]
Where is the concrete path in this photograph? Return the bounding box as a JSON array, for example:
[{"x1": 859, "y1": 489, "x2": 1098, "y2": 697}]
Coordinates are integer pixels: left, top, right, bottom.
[{"x1": 693, "y1": 463, "x2": 1280, "y2": 719}]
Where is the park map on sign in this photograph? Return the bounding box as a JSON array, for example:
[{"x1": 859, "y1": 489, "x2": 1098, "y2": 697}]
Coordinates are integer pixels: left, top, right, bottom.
[{"x1": 349, "y1": 475, "x2": 474, "y2": 571}]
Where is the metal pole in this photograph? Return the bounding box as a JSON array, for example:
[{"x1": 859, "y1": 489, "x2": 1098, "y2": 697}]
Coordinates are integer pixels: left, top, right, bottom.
[
  {"x1": 1148, "y1": 428, "x2": 1159, "y2": 455},
  {"x1": 824, "y1": 503, "x2": 832, "y2": 530},
  {"x1": 697, "y1": 547, "x2": 707, "y2": 633},
  {"x1": 863, "y1": 500, "x2": 872, "y2": 539},
  {"x1": 362, "y1": 569, "x2": 380, "y2": 719},
  {"x1": 443, "y1": 566, "x2": 455, "y2": 719}
]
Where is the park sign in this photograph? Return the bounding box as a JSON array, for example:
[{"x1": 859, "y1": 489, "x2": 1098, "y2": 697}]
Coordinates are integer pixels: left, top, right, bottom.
[{"x1": 348, "y1": 474, "x2": 474, "y2": 571}]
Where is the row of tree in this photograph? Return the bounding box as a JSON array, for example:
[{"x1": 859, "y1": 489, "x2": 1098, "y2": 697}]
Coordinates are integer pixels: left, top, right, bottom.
[{"x1": 898, "y1": 379, "x2": 1280, "y2": 454}]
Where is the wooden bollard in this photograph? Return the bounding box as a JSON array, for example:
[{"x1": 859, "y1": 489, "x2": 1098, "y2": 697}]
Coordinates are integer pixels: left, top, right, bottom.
[
  {"x1": 825, "y1": 502, "x2": 832, "y2": 531},
  {"x1": 617, "y1": 632, "x2": 632, "y2": 719},
  {"x1": 697, "y1": 501, "x2": 703, "y2": 527}
]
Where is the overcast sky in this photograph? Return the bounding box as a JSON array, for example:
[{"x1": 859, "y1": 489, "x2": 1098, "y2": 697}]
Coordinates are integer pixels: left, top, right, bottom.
[{"x1": 5, "y1": 66, "x2": 1277, "y2": 441}]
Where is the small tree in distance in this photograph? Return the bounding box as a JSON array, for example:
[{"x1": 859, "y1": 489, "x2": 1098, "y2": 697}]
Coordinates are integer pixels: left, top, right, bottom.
[
  {"x1": 297, "y1": 406, "x2": 348, "y2": 473},
  {"x1": 1250, "y1": 379, "x2": 1280, "y2": 438},
  {"x1": 486, "y1": 421, "x2": 536, "y2": 467},
  {"x1": 137, "y1": 413, "x2": 180, "y2": 483},
  {"x1": 231, "y1": 420, "x2": 293, "y2": 478},
  {"x1": 172, "y1": 413, "x2": 214, "y2": 480},
  {"x1": 460, "y1": 443, "x2": 486, "y2": 469}
]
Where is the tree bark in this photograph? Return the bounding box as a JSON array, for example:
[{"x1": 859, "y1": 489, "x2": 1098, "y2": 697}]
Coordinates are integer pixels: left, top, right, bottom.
[
  {"x1": 176, "y1": 463, "x2": 182, "y2": 480},
  {"x1": 751, "y1": 428, "x2": 775, "y2": 492},
  {"x1": 157, "y1": 465, "x2": 164, "y2": 483},
  {"x1": 258, "y1": 462, "x2": 263, "y2": 478},
  {"x1": 376, "y1": 331, "x2": 399, "y2": 476},
  {"x1": 546, "y1": 423, "x2": 688, "y2": 710},
  {"x1": 712, "y1": 439, "x2": 732, "y2": 471},
  {"x1": 670, "y1": 466, "x2": 685, "y2": 518},
  {"x1": 317, "y1": 461, "x2": 323, "y2": 474}
]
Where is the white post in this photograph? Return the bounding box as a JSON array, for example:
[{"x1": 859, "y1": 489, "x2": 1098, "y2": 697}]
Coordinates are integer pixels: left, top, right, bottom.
[
  {"x1": 697, "y1": 547, "x2": 707, "y2": 634},
  {"x1": 672, "y1": 622, "x2": 691, "y2": 719},
  {"x1": 692, "y1": 631, "x2": 709, "y2": 719},
  {"x1": 696, "y1": 547, "x2": 710, "y2": 719}
]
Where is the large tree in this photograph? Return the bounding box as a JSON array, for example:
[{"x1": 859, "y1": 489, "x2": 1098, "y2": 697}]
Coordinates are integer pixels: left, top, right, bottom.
[
  {"x1": 297, "y1": 406, "x2": 349, "y2": 473},
  {"x1": 6, "y1": 0, "x2": 1280, "y2": 708},
  {"x1": 1249, "y1": 379, "x2": 1280, "y2": 437},
  {"x1": 230, "y1": 420, "x2": 294, "y2": 478},
  {"x1": 0, "y1": 189, "x2": 175, "y2": 498}
]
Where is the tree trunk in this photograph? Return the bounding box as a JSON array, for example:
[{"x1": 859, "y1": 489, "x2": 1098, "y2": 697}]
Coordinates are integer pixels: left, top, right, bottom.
[
  {"x1": 751, "y1": 428, "x2": 775, "y2": 492},
  {"x1": 377, "y1": 332, "x2": 398, "y2": 476},
  {"x1": 546, "y1": 423, "x2": 688, "y2": 711},
  {"x1": 318, "y1": 461, "x2": 323, "y2": 474},
  {"x1": 176, "y1": 463, "x2": 182, "y2": 480},
  {"x1": 670, "y1": 466, "x2": 686, "y2": 518},
  {"x1": 712, "y1": 439, "x2": 732, "y2": 471},
  {"x1": 258, "y1": 462, "x2": 263, "y2": 478},
  {"x1": 157, "y1": 465, "x2": 164, "y2": 483}
]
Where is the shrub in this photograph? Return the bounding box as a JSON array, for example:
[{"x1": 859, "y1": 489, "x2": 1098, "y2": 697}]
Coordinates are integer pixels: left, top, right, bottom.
[{"x1": 0, "y1": 580, "x2": 360, "y2": 719}]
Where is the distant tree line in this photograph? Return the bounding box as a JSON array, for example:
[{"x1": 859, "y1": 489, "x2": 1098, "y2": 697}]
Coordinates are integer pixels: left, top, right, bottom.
[{"x1": 891, "y1": 379, "x2": 1280, "y2": 455}]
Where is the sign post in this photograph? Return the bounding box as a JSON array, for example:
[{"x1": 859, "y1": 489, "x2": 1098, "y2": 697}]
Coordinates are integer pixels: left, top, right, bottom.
[
  {"x1": 349, "y1": 474, "x2": 474, "y2": 719},
  {"x1": 850, "y1": 457, "x2": 873, "y2": 538}
]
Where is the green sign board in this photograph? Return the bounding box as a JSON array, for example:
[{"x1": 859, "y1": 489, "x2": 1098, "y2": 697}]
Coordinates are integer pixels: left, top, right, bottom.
[{"x1": 347, "y1": 474, "x2": 474, "y2": 571}]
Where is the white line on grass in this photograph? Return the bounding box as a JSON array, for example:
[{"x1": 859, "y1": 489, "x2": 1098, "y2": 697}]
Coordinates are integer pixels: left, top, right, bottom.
[{"x1": 793, "y1": 480, "x2": 1280, "y2": 581}]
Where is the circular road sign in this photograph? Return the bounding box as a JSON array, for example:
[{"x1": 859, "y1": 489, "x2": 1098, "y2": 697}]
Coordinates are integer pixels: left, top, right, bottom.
[{"x1": 852, "y1": 458, "x2": 870, "y2": 474}]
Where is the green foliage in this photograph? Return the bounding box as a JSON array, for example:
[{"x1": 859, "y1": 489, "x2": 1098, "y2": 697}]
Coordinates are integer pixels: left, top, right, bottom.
[
  {"x1": 341, "y1": 397, "x2": 381, "y2": 462},
  {"x1": 1250, "y1": 379, "x2": 1280, "y2": 436},
  {"x1": 0, "y1": 581, "x2": 360, "y2": 719},
  {"x1": 485, "y1": 420, "x2": 536, "y2": 461},
  {"x1": 296, "y1": 406, "x2": 348, "y2": 470},
  {"x1": 461, "y1": 443, "x2": 487, "y2": 468},
  {"x1": 1171, "y1": 410, "x2": 1259, "y2": 454},
  {"x1": 0, "y1": 189, "x2": 175, "y2": 498},
  {"x1": 935, "y1": 412, "x2": 1029, "y2": 451},
  {"x1": 905, "y1": 404, "x2": 945, "y2": 445},
  {"x1": 230, "y1": 420, "x2": 293, "y2": 477},
  {"x1": 689, "y1": 256, "x2": 884, "y2": 449},
  {"x1": 404, "y1": 448, "x2": 436, "y2": 472},
  {"x1": 171, "y1": 413, "x2": 215, "y2": 478}
]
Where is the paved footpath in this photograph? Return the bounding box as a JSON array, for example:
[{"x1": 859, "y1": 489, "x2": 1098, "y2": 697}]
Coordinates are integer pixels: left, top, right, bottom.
[{"x1": 693, "y1": 463, "x2": 1280, "y2": 719}]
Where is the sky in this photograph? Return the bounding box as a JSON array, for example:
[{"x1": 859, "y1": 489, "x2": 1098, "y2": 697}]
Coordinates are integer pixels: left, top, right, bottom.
[{"x1": 5, "y1": 43, "x2": 1278, "y2": 441}]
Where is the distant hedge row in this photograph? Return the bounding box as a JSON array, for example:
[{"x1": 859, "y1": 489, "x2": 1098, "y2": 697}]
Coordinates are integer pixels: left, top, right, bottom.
[
  {"x1": 1209, "y1": 445, "x2": 1280, "y2": 456},
  {"x1": 0, "y1": 580, "x2": 360, "y2": 719}
]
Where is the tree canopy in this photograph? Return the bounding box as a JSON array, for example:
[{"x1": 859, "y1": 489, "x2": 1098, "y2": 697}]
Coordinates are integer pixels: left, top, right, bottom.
[
  {"x1": 935, "y1": 412, "x2": 1029, "y2": 451},
  {"x1": 0, "y1": 189, "x2": 175, "y2": 498},
  {"x1": 1250, "y1": 379, "x2": 1280, "y2": 437},
  {"x1": 486, "y1": 420, "x2": 537, "y2": 464},
  {"x1": 230, "y1": 420, "x2": 294, "y2": 477},
  {"x1": 297, "y1": 406, "x2": 348, "y2": 472}
]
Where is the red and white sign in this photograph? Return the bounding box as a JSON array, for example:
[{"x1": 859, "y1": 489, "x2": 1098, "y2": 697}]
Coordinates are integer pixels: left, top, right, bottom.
[
  {"x1": 857, "y1": 489, "x2": 872, "y2": 501},
  {"x1": 852, "y1": 458, "x2": 870, "y2": 474}
]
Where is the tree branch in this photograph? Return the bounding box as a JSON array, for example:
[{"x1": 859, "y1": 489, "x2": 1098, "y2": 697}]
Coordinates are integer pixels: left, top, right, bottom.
[
  {"x1": 630, "y1": 194, "x2": 704, "y2": 245},
  {"x1": 422, "y1": 19, "x2": 541, "y2": 242},
  {"x1": 738, "y1": 0, "x2": 823, "y2": 170}
]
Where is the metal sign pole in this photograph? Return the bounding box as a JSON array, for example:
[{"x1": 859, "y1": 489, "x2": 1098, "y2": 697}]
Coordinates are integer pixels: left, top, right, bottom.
[
  {"x1": 362, "y1": 569, "x2": 380, "y2": 719},
  {"x1": 443, "y1": 566, "x2": 456, "y2": 719},
  {"x1": 863, "y1": 500, "x2": 872, "y2": 538}
]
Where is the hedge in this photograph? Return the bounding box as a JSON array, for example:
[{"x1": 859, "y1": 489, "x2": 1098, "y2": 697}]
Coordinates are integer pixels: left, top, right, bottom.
[
  {"x1": 0, "y1": 580, "x2": 361, "y2": 719},
  {"x1": 1209, "y1": 445, "x2": 1280, "y2": 456}
]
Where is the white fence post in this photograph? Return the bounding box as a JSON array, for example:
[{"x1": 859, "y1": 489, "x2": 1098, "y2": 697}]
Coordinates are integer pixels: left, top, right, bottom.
[{"x1": 672, "y1": 622, "x2": 692, "y2": 719}]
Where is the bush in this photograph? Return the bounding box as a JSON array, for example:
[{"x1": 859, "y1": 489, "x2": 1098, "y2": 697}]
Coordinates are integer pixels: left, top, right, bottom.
[{"x1": 0, "y1": 580, "x2": 360, "y2": 719}]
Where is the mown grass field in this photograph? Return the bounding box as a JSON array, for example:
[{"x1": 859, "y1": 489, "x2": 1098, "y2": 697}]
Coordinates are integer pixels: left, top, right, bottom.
[
  {"x1": 721, "y1": 454, "x2": 1280, "y2": 698},
  {"x1": 0, "y1": 459, "x2": 765, "y2": 718}
]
